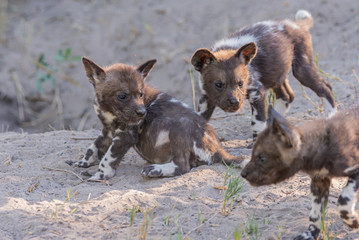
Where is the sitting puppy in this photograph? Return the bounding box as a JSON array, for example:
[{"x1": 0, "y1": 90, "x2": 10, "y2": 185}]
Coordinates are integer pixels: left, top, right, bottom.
[
  {"x1": 241, "y1": 106, "x2": 359, "y2": 239},
  {"x1": 70, "y1": 57, "x2": 244, "y2": 180},
  {"x1": 191, "y1": 10, "x2": 336, "y2": 139}
]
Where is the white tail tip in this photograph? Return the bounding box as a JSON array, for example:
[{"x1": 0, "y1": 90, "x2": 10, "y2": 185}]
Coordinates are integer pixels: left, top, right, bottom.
[{"x1": 295, "y1": 10, "x2": 312, "y2": 21}]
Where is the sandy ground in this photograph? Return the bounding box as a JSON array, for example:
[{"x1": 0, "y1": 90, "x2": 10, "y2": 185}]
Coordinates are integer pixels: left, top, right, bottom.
[{"x1": 1, "y1": 0, "x2": 359, "y2": 239}]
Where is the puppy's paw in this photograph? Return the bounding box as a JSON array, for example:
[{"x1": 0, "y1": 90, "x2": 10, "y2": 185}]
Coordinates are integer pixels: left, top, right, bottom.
[
  {"x1": 89, "y1": 171, "x2": 105, "y2": 180},
  {"x1": 72, "y1": 160, "x2": 91, "y2": 168},
  {"x1": 89, "y1": 167, "x2": 116, "y2": 180},
  {"x1": 141, "y1": 165, "x2": 163, "y2": 178}
]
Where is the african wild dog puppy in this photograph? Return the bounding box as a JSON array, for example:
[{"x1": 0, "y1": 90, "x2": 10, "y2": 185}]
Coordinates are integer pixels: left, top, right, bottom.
[
  {"x1": 241, "y1": 106, "x2": 359, "y2": 239},
  {"x1": 68, "y1": 57, "x2": 244, "y2": 180},
  {"x1": 191, "y1": 10, "x2": 336, "y2": 140}
]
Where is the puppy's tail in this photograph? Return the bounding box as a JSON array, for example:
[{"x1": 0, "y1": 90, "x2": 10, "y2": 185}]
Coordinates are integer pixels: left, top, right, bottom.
[
  {"x1": 216, "y1": 148, "x2": 249, "y2": 169},
  {"x1": 295, "y1": 10, "x2": 313, "y2": 31}
]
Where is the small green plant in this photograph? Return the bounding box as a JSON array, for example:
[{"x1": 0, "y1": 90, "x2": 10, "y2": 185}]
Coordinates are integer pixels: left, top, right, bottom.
[
  {"x1": 34, "y1": 54, "x2": 57, "y2": 94},
  {"x1": 244, "y1": 215, "x2": 261, "y2": 238},
  {"x1": 54, "y1": 48, "x2": 81, "y2": 62},
  {"x1": 137, "y1": 207, "x2": 156, "y2": 240},
  {"x1": 127, "y1": 204, "x2": 142, "y2": 239},
  {"x1": 174, "y1": 213, "x2": 183, "y2": 240},
  {"x1": 235, "y1": 215, "x2": 272, "y2": 240},
  {"x1": 222, "y1": 163, "x2": 245, "y2": 215},
  {"x1": 163, "y1": 202, "x2": 177, "y2": 226},
  {"x1": 265, "y1": 89, "x2": 276, "y2": 115},
  {"x1": 51, "y1": 188, "x2": 78, "y2": 220},
  {"x1": 34, "y1": 47, "x2": 80, "y2": 93},
  {"x1": 234, "y1": 226, "x2": 242, "y2": 240},
  {"x1": 319, "y1": 204, "x2": 336, "y2": 240}
]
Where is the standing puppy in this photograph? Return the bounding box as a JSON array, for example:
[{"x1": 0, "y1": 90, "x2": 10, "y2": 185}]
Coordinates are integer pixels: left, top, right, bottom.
[
  {"x1": 241, "y1": 106, "x2": 359, "y2": 239},
  {"x1": 191, "y1": 10, "x2": 336, "y2": 139},
  {"x1": 70, "y1": 57, "x2": 244, "y2": 180}
]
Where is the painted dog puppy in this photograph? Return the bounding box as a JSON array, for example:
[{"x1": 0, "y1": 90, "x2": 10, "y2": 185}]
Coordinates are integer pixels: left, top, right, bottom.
[
  {"x1": 191, "y1": 10, "x2": 336, "y2": 139},
  {"x1": 241, "y1": 106, "x2": 359, "y2": 239},
  {"x1": 69, "y1": 57, "x2": 244, "y2": 180}
]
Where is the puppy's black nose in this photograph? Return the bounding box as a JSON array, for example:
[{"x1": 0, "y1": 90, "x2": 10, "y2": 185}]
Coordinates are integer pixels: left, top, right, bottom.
[
  {"x1": 135, "y1": 107, "x2": 146, "y2": 117},
  {"x1": 240, "y1": 169, "x2": 247, "y2": 179},
  {"x1": 227, "y1": 98, "x2": 239, "y2": 107}
]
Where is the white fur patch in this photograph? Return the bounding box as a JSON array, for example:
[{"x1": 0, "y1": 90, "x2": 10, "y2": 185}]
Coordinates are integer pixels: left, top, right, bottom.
[
  {"x1": 322, "y1": 98, "x2": 337, "y2": 118},
  {"x1": 93, "y1": 104, "x2": 101, "y2": 115},
  {"x1": 212, "y1": 35, "x2": 258, "y2": 51},
  {"x1": 75, "y1": 143, "x2": 98, "y2": 166},
  {"x1": 199, "y1": 99, "x2": 208, "y2": 115},
  {"x1": 296, "y1": 10, "x2": 312, "y2": 21},
  {"x1": 90, "y1": 144, "x2": 117, "y2": 180},
  {"x1": 309, "y1": 194, "x2": 322, "y2": 228},
  {"x1": 274, "y1": 99, "x2": 289, "y2": 115},
  {"x1": 169, "y1": 98, "x2": 190, "y2": 109},
  {"x1": 102, "y1": 111, "x2": 117, "y2": 124},
  {"x1": 149, "y1": 93, "x2": 165, "y2": 107},
  {"x1": 193, "y1": 141, "x2": 212, "y2": 165},
  {"x1": 344, "y1": 165, "x2": 359, "y2": 174},
  {"x1": 338, "y1": 180, "x2": 359, "y2": 226},
  {"x1": 114, "y1": 129, "x2": 123, "y2": 135},
  {"x1": 283, "y1": 19, "x2": 299, "y2": 29},
  {"x1": 155, "y1": 130, "x2": 170, "y2": 148},
  {"x1": 198, "y1": 77, "x2": 206, "y2": 94},
  {"x1": 143, "y1": 161, "x2": 178, "y2": 177}
]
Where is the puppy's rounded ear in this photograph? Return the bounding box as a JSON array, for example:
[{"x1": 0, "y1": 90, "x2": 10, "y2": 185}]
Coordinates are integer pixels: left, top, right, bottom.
[
  {"x1": 191, "y1": 49, "x2": 216, "y2": 72},
  {"x1": 82, "y1": 57, "x2": 105, "y2": 86},
  {"x1": 137, "y1": 59, "x2": 156, "y2": 79},
  {"x1": 235, "y1": 42, "x2": 257, "y2": 65}
]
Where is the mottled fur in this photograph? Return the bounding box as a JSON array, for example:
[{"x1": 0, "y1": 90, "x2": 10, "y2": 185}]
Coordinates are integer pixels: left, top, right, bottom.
[
  {"x1": 191, "y1": 10, "x2": 336, "y2": 139},
  {"x1": 69, "y1": 57, "x2": 244, "y2": 180},
  {"x1": 241, "y1": 106, "x2": 359, "y2": 239}
]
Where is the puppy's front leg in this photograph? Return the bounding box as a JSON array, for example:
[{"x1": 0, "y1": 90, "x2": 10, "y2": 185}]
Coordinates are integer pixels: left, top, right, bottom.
[
  {"x1": 71, "y1": 129, "x2": 112, "y2": 168},
  {"x1": 294, "y1": 177, "x2": 331, "y2": 240},
  {"x1": 90, "y1": 130, "x2": 139, "y2": 180},
  {"x1": 198, "y1": 94, "x2": 215, "y2": 121},
  {"x1": 247, "y1": 86, "x2": 266, "y2": 141}
]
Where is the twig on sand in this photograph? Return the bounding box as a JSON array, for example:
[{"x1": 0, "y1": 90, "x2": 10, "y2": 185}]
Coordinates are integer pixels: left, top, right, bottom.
[
  {"x1": 212, "y1": 112, "x2": 244, "y2": 120},
  {"x1": 185, "y1": 212, "x2": 219, "y2": 236},
  {"x1": 70, "y1": 137, "x2": 97, "y2": 141},
  {"x1": 42, "y1": 166, "x2": 84, "y2": 181},
  {"x1": 85, "y1": 178, "x2": 110, "y2": 186}
]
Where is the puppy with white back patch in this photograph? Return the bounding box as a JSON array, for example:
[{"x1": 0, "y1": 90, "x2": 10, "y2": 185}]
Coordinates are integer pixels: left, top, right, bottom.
[
  {"x1": 68, "y1": 57, "x2": 244, "y2": 180},
  {"x1": 191, "y1": 10, "x2": 336, "y2": 140},
  {"x1": 241, "y1": 106, "x2": 359, "y2": 239}
]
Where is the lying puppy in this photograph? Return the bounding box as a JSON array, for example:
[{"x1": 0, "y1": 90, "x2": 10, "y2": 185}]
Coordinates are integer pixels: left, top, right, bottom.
[
  {"x1": 241, "y1": 106, "x2": 359, "y2": 239},
  {"x1": 69, "y1": 57, "x2": 244, "y2": 180},
  {"x1": 191, "y1": 10, "x2": 336, "y2": 139}
]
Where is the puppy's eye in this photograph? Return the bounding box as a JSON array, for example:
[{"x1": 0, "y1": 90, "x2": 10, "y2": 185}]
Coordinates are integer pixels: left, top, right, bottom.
[
  {"x1": 140, "y1": 92, "x2": 144, "y2": 98},
  {"x1": 238, "y1": 81, "x2": 244, "y2": 87},
  {"x1": 215, "y1": 81, "x2": 223, "y2": 89},
  {"x1": 258, "y1": 155, "x2": 266, "y2": 164},
  {"x1": 118, "y1": 93, "x2": 127, "y2": 100}
]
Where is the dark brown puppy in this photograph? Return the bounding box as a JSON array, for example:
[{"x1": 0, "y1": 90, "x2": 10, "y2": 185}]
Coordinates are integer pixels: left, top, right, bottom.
[
  {"x1": 69, "y1": 58, "x2": 244, "y2": 180},
  {"x1": 191, "y1": 10, "x2": 336, "y2": 139},
  {"x1": 241, "y1": 106, "x2": 359, "y2": 239}
]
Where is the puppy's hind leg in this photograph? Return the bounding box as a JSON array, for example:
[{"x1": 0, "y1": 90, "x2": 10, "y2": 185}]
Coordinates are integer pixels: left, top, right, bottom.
[
  {"x1": 141, "y1": 152, "x2": 191, "y2": 178},
  {"x1": 292, "y1": 51, "x2": 336, "y2": 117},
  {"x1": 338, "y1": 171, "x2": 359, "y2": 228}
]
